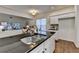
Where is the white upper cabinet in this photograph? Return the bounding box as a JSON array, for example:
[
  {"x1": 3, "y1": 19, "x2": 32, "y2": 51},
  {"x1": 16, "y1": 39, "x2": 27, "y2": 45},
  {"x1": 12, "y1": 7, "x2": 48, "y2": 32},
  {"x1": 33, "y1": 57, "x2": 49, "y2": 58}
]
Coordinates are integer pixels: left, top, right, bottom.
[{"x1": 50, "y1": 17, "x2": 58, "y2": 24}]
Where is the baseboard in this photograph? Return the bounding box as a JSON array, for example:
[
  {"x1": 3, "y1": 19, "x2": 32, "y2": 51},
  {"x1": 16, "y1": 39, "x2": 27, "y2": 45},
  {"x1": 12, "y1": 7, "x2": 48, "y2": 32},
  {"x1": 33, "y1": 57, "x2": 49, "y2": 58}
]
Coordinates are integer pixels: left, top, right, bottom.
[
  {"x1": 74, "y1": 41, "x2": 79, "y2": 48},
  {"x1": 56, "y1": 39, "x2": 74, "y2": 43}
]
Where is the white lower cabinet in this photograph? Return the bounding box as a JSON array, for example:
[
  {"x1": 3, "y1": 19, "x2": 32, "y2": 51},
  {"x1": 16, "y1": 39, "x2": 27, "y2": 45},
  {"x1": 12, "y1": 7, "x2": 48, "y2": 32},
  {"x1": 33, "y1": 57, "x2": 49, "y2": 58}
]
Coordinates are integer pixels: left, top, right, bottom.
[
  {"x1": 43, "y1": 39, "x2": 51, "y2": 53},
  {"x1": 30, "y1": 43, "x2": 44, "y2": 53},
  {"x1": 50, "y1": 35, "x2": 55, "y2": 52},
  {"x1": 43, "y1": 36, "x2": 55, "y2": 53},
  {"x1": 30, "y1": 35, "x2": 55, "y2": 53}
]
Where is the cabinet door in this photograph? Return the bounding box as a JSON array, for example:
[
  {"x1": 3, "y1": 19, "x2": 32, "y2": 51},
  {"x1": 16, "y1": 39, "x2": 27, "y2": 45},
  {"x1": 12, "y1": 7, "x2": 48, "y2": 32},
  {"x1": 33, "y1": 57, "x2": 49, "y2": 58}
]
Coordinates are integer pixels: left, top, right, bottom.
[
  {"x1": 50, "y1": 36, "x2": 55, "y2": 52},
  {"x1": 50, "y1": 17, "x2": 58, "y2": 24},
  {"x1": 30, "y1": 43, "x2": 44, "y2": 53},
  {"x1": 43, "y1": 36, "x2": 55, "y2": 53},
  {"x1": 29, "y1": 36, "x2": 55, "y2": 53},
  {"x1": 43, "y1": 38, "x2": 51, "y2": 53}
]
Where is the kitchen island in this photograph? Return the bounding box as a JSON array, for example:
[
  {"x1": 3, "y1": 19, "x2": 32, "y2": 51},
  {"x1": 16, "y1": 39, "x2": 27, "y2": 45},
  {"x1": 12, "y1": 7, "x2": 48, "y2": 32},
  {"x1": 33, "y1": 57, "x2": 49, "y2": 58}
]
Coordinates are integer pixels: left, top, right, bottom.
[{"x1": 0, "y1": 31, "x2": 55, "y2": 53}]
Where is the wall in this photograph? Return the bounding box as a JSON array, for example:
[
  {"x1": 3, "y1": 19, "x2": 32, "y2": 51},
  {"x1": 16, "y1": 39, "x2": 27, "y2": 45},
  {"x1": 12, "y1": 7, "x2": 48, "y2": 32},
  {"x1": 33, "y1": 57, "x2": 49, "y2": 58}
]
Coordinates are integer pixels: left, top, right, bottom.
[
  {"x1": 74, "y1": 5, "x2": 79, "y2": 48},
  {"x1": 58, "y1": 17, "x2": 75, "y2": 42},
  {"x1": 48, "y1": 6, "x2": 76, "y2": 43},
  {"x1": 44, "y1": 7, "x2": 75, "y2": 30},
  {"x1": 0, "y1": 13, "x2": 30, "y2": 28},
  {"x1": 49, "y1": 7, "x2": 75, "y2": 16},
  {"x1": 0, "y1": 6, "x2": 32, "y2": 19},
  {"x1": 28, "y1": 19, "x2": 36, "y2": 26}
]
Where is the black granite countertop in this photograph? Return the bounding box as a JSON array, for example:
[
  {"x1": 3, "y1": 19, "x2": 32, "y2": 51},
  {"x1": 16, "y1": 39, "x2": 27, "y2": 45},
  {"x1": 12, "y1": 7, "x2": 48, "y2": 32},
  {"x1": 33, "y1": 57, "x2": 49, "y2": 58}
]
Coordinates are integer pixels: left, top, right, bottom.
[{"x1": 0, "y1": 32, "x2": 55, "y2": 53}]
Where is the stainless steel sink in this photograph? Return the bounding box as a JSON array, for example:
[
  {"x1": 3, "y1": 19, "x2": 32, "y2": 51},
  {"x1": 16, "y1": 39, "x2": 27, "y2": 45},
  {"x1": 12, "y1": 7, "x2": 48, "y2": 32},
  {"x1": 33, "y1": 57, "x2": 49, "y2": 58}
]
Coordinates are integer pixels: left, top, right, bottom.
[
  {"x1": 21, "y1": 37, "x2": 33, "y2": 44},
  {"x1": 20, "y1": 35, "x2": 47, "y2": 45}
]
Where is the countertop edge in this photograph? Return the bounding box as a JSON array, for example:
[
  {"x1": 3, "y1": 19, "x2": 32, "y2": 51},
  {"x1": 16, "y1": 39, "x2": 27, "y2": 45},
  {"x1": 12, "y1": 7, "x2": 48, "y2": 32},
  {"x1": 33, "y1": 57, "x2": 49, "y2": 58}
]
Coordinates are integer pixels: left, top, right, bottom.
[{"x1": 26, "y1": 33, "x2": 55, "y2": 53}]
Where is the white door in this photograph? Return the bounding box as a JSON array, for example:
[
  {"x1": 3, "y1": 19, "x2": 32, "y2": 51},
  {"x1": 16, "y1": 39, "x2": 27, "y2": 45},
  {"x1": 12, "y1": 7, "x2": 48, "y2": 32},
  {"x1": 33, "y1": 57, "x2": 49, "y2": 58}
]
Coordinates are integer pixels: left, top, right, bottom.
[{"x1": 59, "y1": 17, "x2": 75, "y2": 41}]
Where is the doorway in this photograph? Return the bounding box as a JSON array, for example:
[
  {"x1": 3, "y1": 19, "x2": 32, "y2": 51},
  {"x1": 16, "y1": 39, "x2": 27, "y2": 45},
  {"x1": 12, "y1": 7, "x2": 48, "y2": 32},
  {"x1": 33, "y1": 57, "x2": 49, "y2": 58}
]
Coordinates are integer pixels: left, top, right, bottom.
[{"x1": 58, "y1": 17, "x2": 75, "y2": 42}]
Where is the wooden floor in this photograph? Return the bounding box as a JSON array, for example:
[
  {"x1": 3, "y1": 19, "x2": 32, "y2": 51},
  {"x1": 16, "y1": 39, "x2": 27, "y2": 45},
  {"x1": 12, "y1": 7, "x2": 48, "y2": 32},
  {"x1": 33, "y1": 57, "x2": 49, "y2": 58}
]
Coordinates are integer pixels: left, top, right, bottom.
[{"x1": 54, "y1": 39, "x2": 79, "y2": 53}]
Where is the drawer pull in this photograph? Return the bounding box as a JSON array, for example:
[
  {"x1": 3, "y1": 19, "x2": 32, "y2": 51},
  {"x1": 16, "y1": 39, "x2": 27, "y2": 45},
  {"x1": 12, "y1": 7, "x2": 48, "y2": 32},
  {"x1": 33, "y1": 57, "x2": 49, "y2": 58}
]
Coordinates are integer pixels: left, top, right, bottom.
[
  {"x1": 42, "y1": 51, "x2": 45, "y2": 53},
  {"x1": 45, "y1": 48, "x2": 47, "y2": 51}
]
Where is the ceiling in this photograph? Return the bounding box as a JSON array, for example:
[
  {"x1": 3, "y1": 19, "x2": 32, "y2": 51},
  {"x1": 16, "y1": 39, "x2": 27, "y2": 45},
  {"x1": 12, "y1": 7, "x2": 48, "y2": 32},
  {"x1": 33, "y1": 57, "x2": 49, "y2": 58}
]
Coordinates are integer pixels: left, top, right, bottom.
[{"x1": 0, "y1": 5, "x2": 74, "y2": 17}]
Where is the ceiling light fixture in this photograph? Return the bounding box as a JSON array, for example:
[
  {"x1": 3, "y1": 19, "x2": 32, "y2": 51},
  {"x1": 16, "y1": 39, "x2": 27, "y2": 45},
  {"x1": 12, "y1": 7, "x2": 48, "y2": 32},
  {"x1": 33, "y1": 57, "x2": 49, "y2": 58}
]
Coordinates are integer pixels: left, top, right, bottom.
[{"x1": 29, "y1": 9, "x2": 39, "y2": 16}]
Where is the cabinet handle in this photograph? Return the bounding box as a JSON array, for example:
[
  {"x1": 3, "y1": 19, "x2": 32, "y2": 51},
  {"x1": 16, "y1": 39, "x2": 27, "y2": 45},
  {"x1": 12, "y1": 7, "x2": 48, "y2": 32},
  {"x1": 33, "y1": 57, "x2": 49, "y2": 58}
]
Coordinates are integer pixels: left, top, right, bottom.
[
  {"x1": 45, "y1": 48, "x2": 47, "y2": 51},
  {"x1": 42, "y1": 51, "x2": 45, "y2": 53}
]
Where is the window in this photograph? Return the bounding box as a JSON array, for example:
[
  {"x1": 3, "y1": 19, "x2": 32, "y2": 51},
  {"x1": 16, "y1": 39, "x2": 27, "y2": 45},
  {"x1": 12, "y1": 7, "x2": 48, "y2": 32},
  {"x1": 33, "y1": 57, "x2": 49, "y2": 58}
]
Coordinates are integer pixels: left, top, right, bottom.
[{"x1": 36, "y1": 18, "x2": 46, "y2": 34}]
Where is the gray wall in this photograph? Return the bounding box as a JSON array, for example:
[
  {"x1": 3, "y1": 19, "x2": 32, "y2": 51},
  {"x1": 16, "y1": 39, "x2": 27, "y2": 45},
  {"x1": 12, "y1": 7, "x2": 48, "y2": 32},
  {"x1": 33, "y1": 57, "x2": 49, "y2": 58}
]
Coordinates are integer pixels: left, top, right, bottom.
[{"x1": 0, "y1": 13, "x2": 30, "y2": 28}]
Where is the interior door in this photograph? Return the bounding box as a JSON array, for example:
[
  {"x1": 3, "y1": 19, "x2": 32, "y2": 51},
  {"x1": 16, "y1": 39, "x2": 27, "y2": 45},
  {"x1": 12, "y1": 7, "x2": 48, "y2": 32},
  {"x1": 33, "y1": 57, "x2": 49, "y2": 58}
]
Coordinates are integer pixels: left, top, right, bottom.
[{"x1": 59, "y1": 17, "x2": 75, "y2": 41}]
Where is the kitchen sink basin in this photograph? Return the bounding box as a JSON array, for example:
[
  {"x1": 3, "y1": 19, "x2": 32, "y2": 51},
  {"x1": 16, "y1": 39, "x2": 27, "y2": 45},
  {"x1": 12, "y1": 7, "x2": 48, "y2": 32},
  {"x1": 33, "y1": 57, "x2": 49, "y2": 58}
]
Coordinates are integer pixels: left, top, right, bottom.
[
  {"x1": 21, "y1": 37, "x2": 33, "y2": 44},
  {"x1": 20, "y1": 35, "x2": 47, "y2": 45}
]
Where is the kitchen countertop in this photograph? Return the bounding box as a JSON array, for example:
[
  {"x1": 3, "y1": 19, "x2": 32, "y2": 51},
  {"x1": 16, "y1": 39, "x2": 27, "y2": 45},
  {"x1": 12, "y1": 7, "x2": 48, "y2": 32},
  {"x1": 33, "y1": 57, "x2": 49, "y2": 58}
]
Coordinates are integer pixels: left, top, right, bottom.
[
  {"x1": 0, "y1": 30, "x2": 23, "y2": 39},
  {"x1": 0, "y1": 32, "x2": 55, "y2": 53}
]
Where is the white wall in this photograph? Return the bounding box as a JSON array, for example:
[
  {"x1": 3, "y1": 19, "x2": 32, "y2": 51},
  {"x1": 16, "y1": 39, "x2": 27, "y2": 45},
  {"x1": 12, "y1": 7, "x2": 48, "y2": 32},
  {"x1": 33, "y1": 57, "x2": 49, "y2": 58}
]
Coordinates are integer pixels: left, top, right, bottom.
[
  {"x1": 74, "y1": 5, "x2": 79, "y2": 47},
  {"x1": 0, "y1": 6, "x2": 32, "y2": 19},
  {"x1": 49, "y1": 7, "x2": 75, "y2": 16},
  {"x1": 48, "y1": 6, "x2": 75, "y2": 43},
  {"x1": 28, "y1": 19, "x2": 36, "y2": 26},
  {"x1": 58, "y1": 17, "x2": 75, "y2": 42}
]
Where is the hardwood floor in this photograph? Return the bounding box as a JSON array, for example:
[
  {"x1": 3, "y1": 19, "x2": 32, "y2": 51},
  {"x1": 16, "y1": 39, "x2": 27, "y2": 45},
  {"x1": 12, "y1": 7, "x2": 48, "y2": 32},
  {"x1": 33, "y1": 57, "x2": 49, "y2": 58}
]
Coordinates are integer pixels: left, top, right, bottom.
[{"x1": 54, "y1": 39, "x2": 79, "y2": 53}]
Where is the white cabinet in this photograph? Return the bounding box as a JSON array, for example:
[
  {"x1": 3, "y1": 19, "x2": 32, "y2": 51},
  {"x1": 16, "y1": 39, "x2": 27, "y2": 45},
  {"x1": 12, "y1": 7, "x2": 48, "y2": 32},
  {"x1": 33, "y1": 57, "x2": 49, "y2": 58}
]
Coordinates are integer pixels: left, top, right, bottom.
[
  {"x1": 30, "y1": 35, "x2": 55, "y2": 53},
  {"x1": 43, "y1": 36, "x2": 55, "y2": 53},
  {"x1": 50, "y1": 17, "x2": 58, "y2": 24},
  {"x1": 50, "y1": 35, "x2": 55, "y2": 52},
  {"x1": 30, "y1": 43, "x2": 44, "y2": 53},
  {"x1": 43, "y1": 38, "x2": 51, "y2": 53}
]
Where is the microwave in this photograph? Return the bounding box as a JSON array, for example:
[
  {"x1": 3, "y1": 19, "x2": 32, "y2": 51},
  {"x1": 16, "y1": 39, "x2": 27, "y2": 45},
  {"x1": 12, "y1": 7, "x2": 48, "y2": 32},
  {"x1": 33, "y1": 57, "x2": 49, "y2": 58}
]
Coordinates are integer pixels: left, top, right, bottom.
[{"x1": 49, "y1": 24, "x2": 59, "y2": 30}]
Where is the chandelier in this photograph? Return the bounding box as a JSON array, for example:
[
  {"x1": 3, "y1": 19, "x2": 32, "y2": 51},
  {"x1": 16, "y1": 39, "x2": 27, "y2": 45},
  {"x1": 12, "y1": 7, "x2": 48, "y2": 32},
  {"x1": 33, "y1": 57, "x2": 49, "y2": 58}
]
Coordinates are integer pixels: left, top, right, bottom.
[{"x1": 29, "y1": 9, "x2": 39, "y2": 17}]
